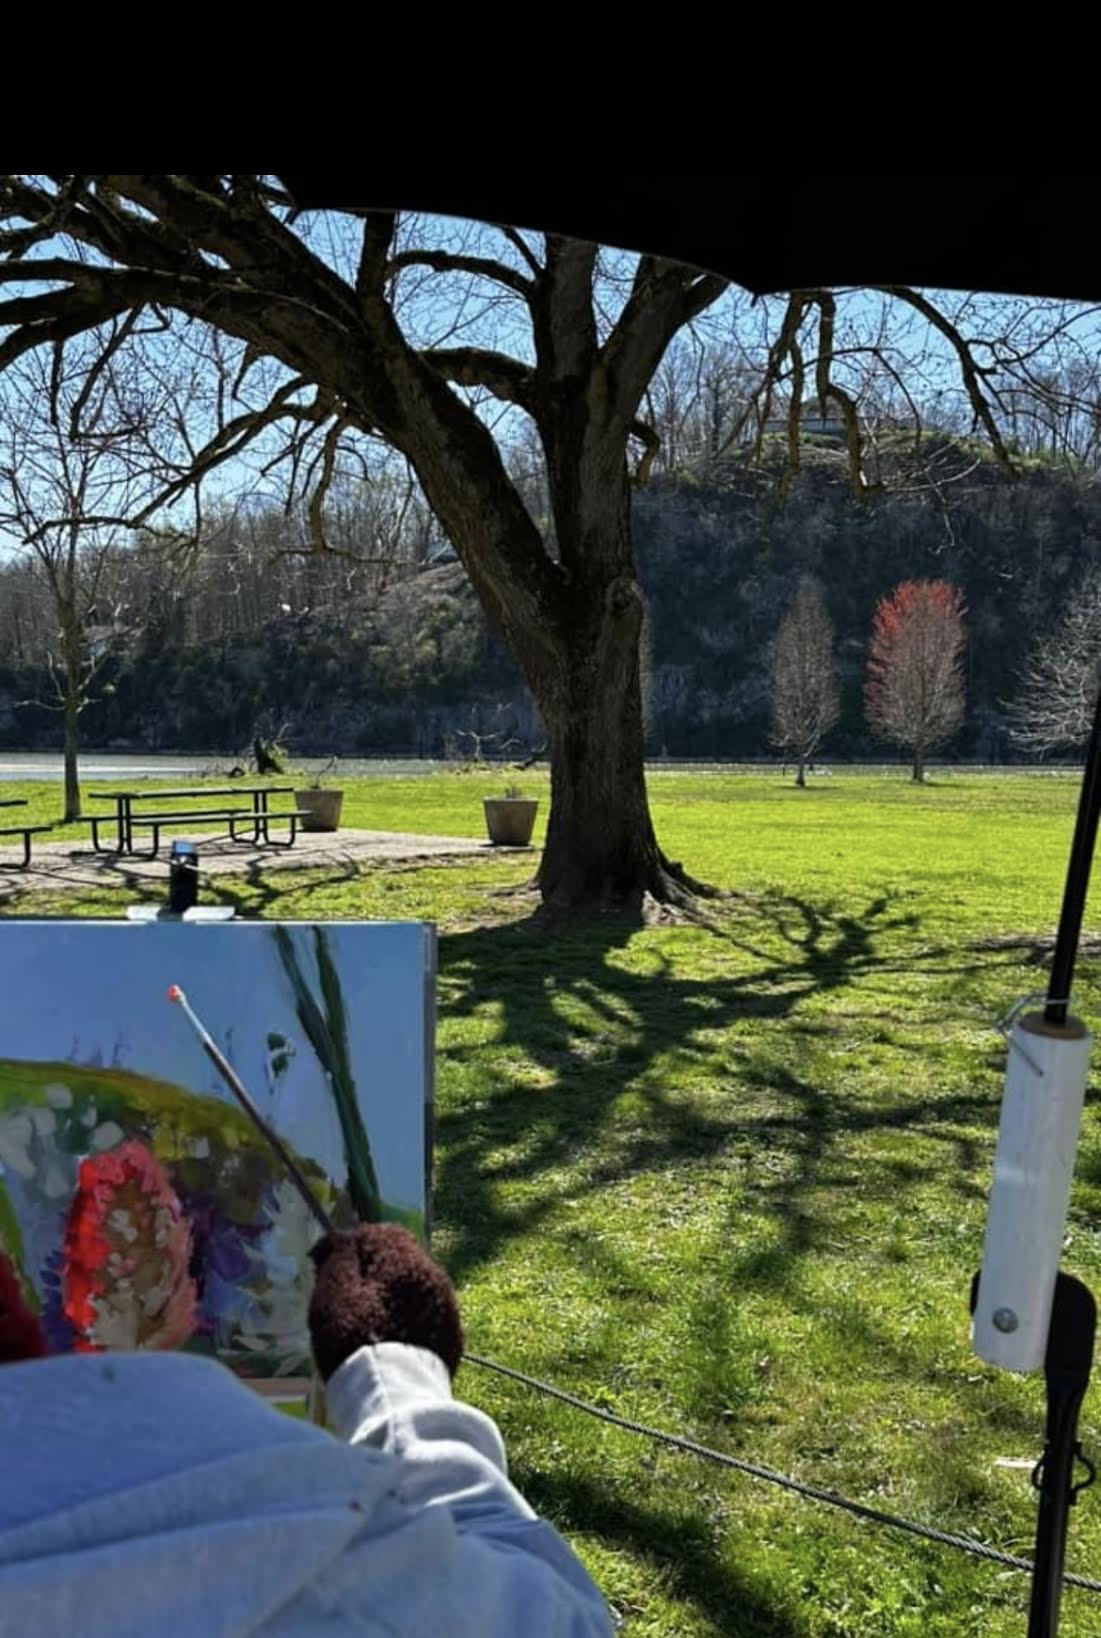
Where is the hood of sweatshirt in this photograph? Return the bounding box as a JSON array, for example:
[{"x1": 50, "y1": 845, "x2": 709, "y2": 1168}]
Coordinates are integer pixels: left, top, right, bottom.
[{"x1": 0, "y1": 1351, "x2": 401, "y2": 1638}]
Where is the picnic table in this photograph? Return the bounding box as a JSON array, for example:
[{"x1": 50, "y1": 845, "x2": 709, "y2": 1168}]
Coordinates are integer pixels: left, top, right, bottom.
[
  {"x1": 87, "y1": 785, "x2": 297, "y2": 855},
  {"x1": 0, "y1": 797, "x2": 53, "y2": 870}
]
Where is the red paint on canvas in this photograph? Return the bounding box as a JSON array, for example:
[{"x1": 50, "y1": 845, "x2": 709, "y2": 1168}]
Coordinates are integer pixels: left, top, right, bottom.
[{"x1": 62, "y1": 1140, "x2": 197, "y2": 1352}]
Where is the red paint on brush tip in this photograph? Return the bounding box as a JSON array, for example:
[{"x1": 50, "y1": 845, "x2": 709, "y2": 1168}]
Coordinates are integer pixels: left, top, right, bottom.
[{"x1": 167, "y1": 984, "x2": 183, "y2": 1002}]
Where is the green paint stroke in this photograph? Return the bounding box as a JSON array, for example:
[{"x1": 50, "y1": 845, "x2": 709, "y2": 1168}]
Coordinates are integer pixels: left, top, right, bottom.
[
  {"x1": 272, "y1": 926, "x2": 381, "y2": 1222},
  {"x1": 0, "y1": 1174, "x2": 24, "y2": 1266}
]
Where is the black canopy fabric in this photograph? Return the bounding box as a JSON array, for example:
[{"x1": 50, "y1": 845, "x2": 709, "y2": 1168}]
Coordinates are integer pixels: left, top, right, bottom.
[{"x1": 277, "y1": 173, "x2": 1101, "y2": 303}]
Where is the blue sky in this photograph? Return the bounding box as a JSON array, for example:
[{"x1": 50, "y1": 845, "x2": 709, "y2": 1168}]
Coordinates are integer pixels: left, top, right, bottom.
[{"x1": 1, "y1": 204, "x2": 1099, "y2": 562}]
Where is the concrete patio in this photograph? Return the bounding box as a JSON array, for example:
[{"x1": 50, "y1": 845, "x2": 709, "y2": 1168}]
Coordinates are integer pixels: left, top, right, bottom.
[{"x1": 0, "y1": 826, "x2": 528, "y2": 898}]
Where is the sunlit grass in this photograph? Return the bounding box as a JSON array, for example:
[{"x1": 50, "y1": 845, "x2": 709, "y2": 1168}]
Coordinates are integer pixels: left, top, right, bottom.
[{"x1": 5, "y1": 767, "x2": 1101, "y2": 1634}]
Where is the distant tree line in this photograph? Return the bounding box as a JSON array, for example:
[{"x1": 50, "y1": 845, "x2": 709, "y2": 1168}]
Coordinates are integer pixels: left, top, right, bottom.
[{"x1": 1, "y1": 435, "x2": 1100, "y2": 767}]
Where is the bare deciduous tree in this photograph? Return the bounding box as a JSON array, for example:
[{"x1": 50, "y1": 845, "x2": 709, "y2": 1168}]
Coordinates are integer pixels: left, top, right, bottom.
[
  {"x1": 1009, "y1": 567, "x2": 1101, "y2": 753},
  {"x1": 770, "y1": 577, "x2": 839, "y2": 786},
  {"x1": 0, "y1": 179, "x2": 736, "y2": 907},
  {"x1": 865, "y1": 580, "x2": 966, "y2": 782},
  {"x1": 0, "y1": 178, "x2": 1092, "y2": 906},
  {"x1": 0, "y1": 329, "x2": 174, "y2": 819}
]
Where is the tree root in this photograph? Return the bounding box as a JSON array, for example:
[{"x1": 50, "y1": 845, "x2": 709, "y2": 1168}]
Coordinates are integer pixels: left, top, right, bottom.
[{"x1": 529, "y1": 846, "x2": 726, "y2": 925}]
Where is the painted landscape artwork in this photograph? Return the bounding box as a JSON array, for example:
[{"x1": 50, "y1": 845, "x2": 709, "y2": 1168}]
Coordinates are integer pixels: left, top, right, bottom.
[{"x1": 0, "y1": 921, "x2": 433, "y2": 1378}]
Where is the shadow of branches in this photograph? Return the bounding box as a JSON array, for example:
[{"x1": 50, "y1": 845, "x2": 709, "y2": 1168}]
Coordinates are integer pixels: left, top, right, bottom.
[
  {"x1": 521, "y1": 1466, "x2": 809, "y2": 1637},
  {"x1": 435, "y1": 890, "x2": 1003, "y2": 1287}
]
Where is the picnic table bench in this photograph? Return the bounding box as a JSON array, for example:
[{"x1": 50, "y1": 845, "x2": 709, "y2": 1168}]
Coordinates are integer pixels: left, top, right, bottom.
[
  {"x1": 0, "y1": 797, "x2": 53, "y2": 870},
  {"x1": 85, "y1": 786, "x2": 303, "y2": 857}
]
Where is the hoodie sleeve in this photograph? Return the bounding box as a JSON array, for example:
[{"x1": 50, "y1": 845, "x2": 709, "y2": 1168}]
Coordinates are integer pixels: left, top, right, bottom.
[{"x1": 325, "y1": 1341, "x2": 616, "y2": 1636}]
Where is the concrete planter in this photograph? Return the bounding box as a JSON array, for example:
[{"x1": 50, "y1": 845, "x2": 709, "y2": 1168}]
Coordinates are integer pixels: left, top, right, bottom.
[
  {"x1": 483, "y1": 797, "x2": 538, "y2": 846},
  {"x1": 295, "y1": 788, "x2": 344, "y2": 833}
]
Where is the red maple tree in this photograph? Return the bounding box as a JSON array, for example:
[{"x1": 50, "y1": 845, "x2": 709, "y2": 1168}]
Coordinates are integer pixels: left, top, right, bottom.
[{"x1": 865, "y1": 581, "x2": 966, "y2": 781}]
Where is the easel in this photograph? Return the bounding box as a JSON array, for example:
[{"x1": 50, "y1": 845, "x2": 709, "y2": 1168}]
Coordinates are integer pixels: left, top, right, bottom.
[{"x1": 127, "y1": 839, "x2": 327, "y2": 1418}]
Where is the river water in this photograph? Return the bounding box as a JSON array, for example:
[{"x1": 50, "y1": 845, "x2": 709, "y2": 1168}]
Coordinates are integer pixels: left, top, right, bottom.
[
  {"x1": 0, "y1": 752, "x2": 453, "y2": 784},
  {"x1": 0, "y1": 751, "x2": 1079, "y2": 784}
]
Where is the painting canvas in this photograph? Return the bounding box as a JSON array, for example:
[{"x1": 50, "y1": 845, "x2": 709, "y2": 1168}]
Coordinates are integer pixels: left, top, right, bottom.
[{"x1": 0, "y1": 920, "x2": 433, "y2": 1381}]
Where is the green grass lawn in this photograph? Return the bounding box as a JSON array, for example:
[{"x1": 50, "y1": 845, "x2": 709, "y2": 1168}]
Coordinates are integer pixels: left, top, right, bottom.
[{"x1": 5, "y1": 767, "x2": 1101, "y2": 1634}]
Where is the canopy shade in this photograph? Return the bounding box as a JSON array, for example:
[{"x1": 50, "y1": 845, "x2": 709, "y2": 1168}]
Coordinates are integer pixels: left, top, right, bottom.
[{"x1": 277, "y1": 173, "x2": 1101, "y2": 303}]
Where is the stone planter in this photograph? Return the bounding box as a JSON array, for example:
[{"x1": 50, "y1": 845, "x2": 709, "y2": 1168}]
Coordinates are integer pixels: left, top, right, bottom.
[
  {"x1": 295, "y1": 788, "x2": 344, "y2": 833},
  {"x1": 483, "y1": 797, "x2": 538, "y2": 846}
]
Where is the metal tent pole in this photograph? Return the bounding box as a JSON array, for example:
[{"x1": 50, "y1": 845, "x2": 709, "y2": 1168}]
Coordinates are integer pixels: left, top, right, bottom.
[
  {"x1": 1045, "y1": 687, "x2": 1101, "y2": 1025},
  {"x1": 1027, "y1": 1274, "x2": 1096, "y2": 1638},
  {"x1": 1025, "y1": 684, "x2": 1101, "y2": 1636}
]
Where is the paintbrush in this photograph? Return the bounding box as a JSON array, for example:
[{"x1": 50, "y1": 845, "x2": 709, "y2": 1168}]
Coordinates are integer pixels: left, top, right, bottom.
[{"x1": 167, "y1": 984, "x2": 335, "y2": 1236}]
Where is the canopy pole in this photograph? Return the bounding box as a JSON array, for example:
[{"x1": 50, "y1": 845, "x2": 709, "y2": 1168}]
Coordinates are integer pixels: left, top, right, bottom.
[
  {"x1": 1046, "y1": 686, "x2": 1101, "y2": 1024},
  {"x1": 1027, "y1": 1274, "x2": 1097, "y2": 1638},
  {"x1": 972, "y1": 687, "x2": 1101, "y2": 1637}
]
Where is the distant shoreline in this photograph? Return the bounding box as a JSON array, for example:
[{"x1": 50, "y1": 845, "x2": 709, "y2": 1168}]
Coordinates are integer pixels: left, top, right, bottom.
[{"x1": 0, "y1": 751, "x2": 1087, "y2": 784}]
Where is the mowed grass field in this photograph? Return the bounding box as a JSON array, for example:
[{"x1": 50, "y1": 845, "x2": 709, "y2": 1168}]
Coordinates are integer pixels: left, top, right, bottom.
[{"x1": 5, "y1": 768, "x2": 1101, "y2": 1635}]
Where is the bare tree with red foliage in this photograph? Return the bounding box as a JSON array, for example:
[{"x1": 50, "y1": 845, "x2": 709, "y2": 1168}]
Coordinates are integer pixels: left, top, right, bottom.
[{"x1": 865, "y1": 581, "x2": 966, "y2": 782}]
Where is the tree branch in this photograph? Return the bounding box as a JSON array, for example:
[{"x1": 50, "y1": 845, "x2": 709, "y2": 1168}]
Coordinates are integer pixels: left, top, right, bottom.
[
  {"x1": 599, "y1": 257, "x2": 728, "y2": 426},
  {"x1": 128, "y1": 377, "x2": 329, "y2": 527},
  {"x1": 306, "y1": 415, "x2": 352, "y2": 553},
  {"x1": 421, "y1": 347, "x2": 535, "y2": 408},
  {"x1": 877, "y1": 285, "x2": 1014, "y2": 469},
  {"x1": 809, "y1": 291, "x2": 872, "y2": 496},
  {"x1": 712, "y1": 292, "x2": 806, "y2": 466},
  {"x1": 385, "y1": 248, "x2": 532, "y2": 298},
  {"x1": 537, "y1": 237, "x2": 598, "y2": 385},
  {"x1": 629, "y1": 420, "x2": 661, "y2": 487},
  {"x1": 66, "y1": 308, "x2": 143, "y2": 440},
  {"x1": 500, "y1": 227, "x2": 543, "y2": 278},
  {"x1": 0, "y1": 180, "x2": 570, "y2": 656},
  {"x1": 780, "y1": 337, "x2": 805, "y2": 501},
  {"x1": 356, "y1": 213, "x2": 397, "y2": 302}
]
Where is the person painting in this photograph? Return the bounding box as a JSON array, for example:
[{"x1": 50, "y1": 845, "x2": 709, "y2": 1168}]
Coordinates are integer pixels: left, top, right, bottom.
[{"x1": 0, "y1": 1225, "x2": 614, "y2": 1637}]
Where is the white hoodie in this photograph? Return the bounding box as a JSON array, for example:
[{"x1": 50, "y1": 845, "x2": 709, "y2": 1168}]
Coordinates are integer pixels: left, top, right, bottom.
[{"x1": 0, "y1": 1342, "x2": 614, "y2": 1637}]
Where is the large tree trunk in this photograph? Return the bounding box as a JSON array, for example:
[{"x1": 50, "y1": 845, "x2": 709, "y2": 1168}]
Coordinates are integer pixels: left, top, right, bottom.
[
  {"x1": 912, "y1": 746, "x2": 925, "y2": 783},
  {"x1": 533, "y1": 596, "x2": 666, "y2": 909},
  {"x1": 795, "y1": 754, "x2": 807, "y2": 788},
  {"x1": 521, "y1": 453, "x2": 705, "y2": 913}
]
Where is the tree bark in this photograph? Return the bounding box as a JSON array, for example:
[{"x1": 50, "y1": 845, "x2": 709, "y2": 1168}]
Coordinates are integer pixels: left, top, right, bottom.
[
  {"x1": 59, "y1": 579, "x2": 83, "y2": 822},
  {"x1": 530, "y1": 583, "x2": 666, "y2": 909},
  {"x1": 62, "y1": 678, "x2": 81, "y2": 822},
  {"x1": 520, "y1": 451, "x2": 706, "y2": 911},
  {"x1": 912, "y1": 747, "x2": 925, "y2": 783},
  {"x1": 796, "y1": 755, "x2": 806, "y2": 788}
]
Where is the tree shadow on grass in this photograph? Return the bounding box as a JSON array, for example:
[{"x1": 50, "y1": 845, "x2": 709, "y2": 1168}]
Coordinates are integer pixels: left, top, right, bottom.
[
  {"x1": 435, "y1": 890, "x2": 999, "y2": 1287},
  {"x1": 519, "y1": 1466, "x2": 809, "y2": 1637},
  {"x1": 203, "y1": 857, "x2": 366, "y2": 918}
]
